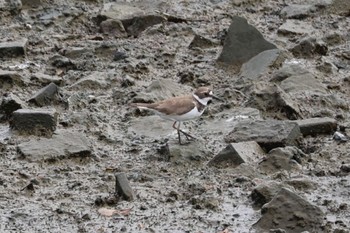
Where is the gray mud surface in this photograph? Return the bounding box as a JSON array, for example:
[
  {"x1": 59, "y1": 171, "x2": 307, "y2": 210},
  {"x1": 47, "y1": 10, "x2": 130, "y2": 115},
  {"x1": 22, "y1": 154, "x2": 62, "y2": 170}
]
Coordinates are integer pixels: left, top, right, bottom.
[{"x1": 0, "y1": 0, "x2": 350, "y2": 232}]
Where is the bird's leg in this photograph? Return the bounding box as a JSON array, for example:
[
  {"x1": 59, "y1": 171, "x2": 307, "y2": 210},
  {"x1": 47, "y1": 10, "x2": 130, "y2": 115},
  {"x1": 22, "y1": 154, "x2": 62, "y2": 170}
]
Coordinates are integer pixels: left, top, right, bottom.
[
  {"x1": 173, "y1": 121, "x2": 182, "y2": 144},
  {"x1": 173, "y1": 121, "x2": 196, "y2": 145}
]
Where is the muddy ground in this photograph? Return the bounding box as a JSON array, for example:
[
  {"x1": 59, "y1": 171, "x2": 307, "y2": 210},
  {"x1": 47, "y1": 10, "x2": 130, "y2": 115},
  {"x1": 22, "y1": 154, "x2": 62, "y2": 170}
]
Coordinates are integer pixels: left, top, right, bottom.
[{"x1": 0, "y1": 0, "x2": 350, "y2": 232}]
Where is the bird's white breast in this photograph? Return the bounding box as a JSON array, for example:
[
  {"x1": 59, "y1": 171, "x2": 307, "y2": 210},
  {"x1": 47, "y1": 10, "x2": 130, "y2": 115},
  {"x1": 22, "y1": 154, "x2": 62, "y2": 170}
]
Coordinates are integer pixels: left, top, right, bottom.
[{"x1": 159, "y1": 105, "x2": 204, "y2": 122}]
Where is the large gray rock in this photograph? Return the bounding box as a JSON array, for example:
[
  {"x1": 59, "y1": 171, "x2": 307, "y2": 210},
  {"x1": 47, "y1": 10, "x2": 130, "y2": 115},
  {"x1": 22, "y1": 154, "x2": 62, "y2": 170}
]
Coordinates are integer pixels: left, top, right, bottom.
[
  {"x1": 295, "y1": 117, "x2": 337, "y2": 136},
  {"x1": 100, "y1": 3, "x2": 144, "y2": 21},
  {"x1": 270, "y1": 63, "x2": 309, "y2": 82},
  {"x1": 251, "y1": 181, "x2": 287, "y2": 208},
  {"x1": 224, "y1": 120, "x2": 302, "y2": 151},
  {"x1": 280, "y1": 4, "x2": 316, "y2": 19},
  {"x1": 0, "y1": 40, "x2": 27, "y2": 58},
  {"x1": 246, "y1": 84, "x2": 302, "y2": 120},
  {"x1": 0, "y1": 94, "x2": 23, "y2": 121},
  {"x1": 17, "y1": 130, "x2": 91, "y2": 162},
  {"x1": 258, "y1": 146, "x2": 306, "y2": 174},
  {"x1": 0, "y1": 70, "x2": 24, "y2": 88},
  {"x1": 278, "y1": 20, "x2": 314, "y2": 35},
  {"x1": 100, "y1": 19, "x2": 127, "y2": 37},
  {"x1": 30, "y1": 72, "x2": 62, "y2": 86},
  {"x1": 236, "y1": 49, "x2": 285, "y2": 86},
  {"x1": 10, "y1": 108, "x2": 58, "y2": 136},
  {"x1": 124, "y1": 15, "x2": 166, "y2": 37},
  {"x1": 208, "y1": 141, "x2": 265, "y2": 167},
  {"x1": 217, "y1": 16, "x2": 276, "y2": 69},
  {"x1": 280, "y1": 72, "x2": 328, "y2": 95},
  {"x1": 29, "y1": 83, "x2": 59, "y2": 107},
  {"x1": 254, "y1": 188, "x2": 324, "y2": 233},
  {"x1": 291, "y1": 37, "x2": 328, "y2": 58}
]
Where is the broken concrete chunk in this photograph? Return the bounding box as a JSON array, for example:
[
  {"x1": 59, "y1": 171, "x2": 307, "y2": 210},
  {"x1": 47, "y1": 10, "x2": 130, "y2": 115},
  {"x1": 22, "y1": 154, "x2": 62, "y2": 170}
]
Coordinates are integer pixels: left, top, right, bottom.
[
  {"x1": 208, "y1": 141, "x2": 265, "y2": 167},
  {"x1": 10, "y1": 108, "x2": 58, "y2": 136},
  {"x1": 17, "y1": 130, "x2": 91, "y2": 162},
  {"x1": 0, "y1": 40, "x2": 27, "y2": 58},
  {"x1": 29, "y1": 82, "x2": 59, "y2": 107},
  {"x1": 115, "y1": 172, "x2": 134, "y2": 201},
  {"x1": 224, "y1": 120, "x2": 302, "y2": 151},
  {"x1": 254, "y1": 188, "x2": 324, "y2": 232},
  {"x1": 295, "y1": 117, "x2": 337, "y2": 136}
]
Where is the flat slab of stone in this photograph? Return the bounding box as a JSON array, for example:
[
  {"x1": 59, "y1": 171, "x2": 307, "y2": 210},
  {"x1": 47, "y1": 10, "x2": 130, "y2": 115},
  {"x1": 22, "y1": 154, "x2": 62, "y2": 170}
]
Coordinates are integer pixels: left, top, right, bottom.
[
  {"x1": 254, "y1": 188, "x2": 324, "y2": 232},
  {"x1": 100, "y1": 3, "x2": 144, "y2": 21},
  {"x1": 224, "y1": 120, "x2": 301, "y2": 151},
  {"x1": 280, "y1": 72, "x2": 328, "y2": 94},
  {"x1": 278, "y1": 20, "x2": 314, "y2": 35},
  {"x1": 217, "y1": 16, "x2": 276, "y2": 69},
  {"x1": 208, "y1": 141, "x2": 265, "y2": 167},
  {"x1": 10, "y1": 108, "x2": 57, "y2": 136},
  {"x1": 0, "y1": 40, "x2": 27, "y2": 58},
  {"x1": 17, "y1": 130, "x2": 91, "y2": 162},
  {"x1": 280, "y1": 4, "x2": 316, "y2": 19},
  {"x1": 295, "y1": 117, "x2": 337, "y2": 136}
]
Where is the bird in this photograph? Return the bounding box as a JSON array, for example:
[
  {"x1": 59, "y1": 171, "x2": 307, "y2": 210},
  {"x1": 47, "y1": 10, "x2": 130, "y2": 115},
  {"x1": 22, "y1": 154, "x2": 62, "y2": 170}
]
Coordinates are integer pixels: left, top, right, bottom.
[{"x1": 130, "y1": 86, "x2": 222, "y2": 144}]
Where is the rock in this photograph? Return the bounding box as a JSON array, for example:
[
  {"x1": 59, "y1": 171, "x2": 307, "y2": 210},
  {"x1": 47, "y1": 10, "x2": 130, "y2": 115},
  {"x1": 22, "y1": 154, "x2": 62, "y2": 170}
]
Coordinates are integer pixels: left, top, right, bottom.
[
  {"x1": 10, "y1": 108, "x2": 58, "y2": 136},
  {"x1": 258, "y1": 146, "x2": 306, "y2": 173},
  {"x1": 70, "y1": 72, "x2": 113, "y2": 90},
  {"x1": 291, "y1": 37, "x2": 328, "y2": 58},
  {"x1": 270, "y1": 63, "x2": 309, "y2": 83},
  {"x1": 0, "y1": 40, "x2": 27, "y2": 58},
  {"x1": 113, "y1": 51, "x2": 128, "y2": 61},
  {"x1": 167, "y1": 141, "x2": 208, "y2": 162},
  {"x1": 208, "y1": 141, "x2": 265, "y2": 167},
  {"x1": 0, "y1": 94, "x2": 23, "y2": 121},
  {"x1": 217, "y1": 16, "x2": 276, "y2": 69},
  {"x1": 189, "y1": 34, "x2": 216, "y2": 49},
  {"x1": 323, "y1": 32, "x2": 345, "y2": 46},
  {"x1": 100, "y1": 19, "x2": 127, "y2": 37},
  {"x1": 123, "y1": 15, "x2": 166, "y2": 37},
  {"x1": 253, "y1": 188, "x2": 324, "y2": 233},
  {"x1": 284, "y1": 178, "x2": 317, "y2": 191},
  {"x1": 115, "y1": 172, "x2": 134, "y2": 201},
  {"x1": 21, "y1": 0, "x2": 42, "y2": 8},
  {"x1": 333, "y1": 131, "x2": 348, "y2": 142},
  {"x1": 30, "y1": 73, "x2": 63, "y2": 86},
  {"x1": 280, "y1": 72, "x2": 328, "y2": 95},
  {"x1": 251, "y1": 181, "x2": 286, "y2": 208},
  {"x1": 246, "y1": 84, "x2": 302, "y2": 120},
  {"x1": 316, "y1": 57, "x2": 338, "y2": 74},
  {"x1": 280, "y1": 4, "x2": 316, "y2": 19},
  {"x1": 294, "y1": 117, "x2": 337, "y2": 136},
  {"x1": 49, "y1": 54, "x2": 76, "y2": 69},
  {"x1": 224, "y1": 120, "x2": 302, "y2": 151},
  {"x1": 28, "y1": 83, "x2": 59, "y2": 107},
  {"x1": 99, "y1": 3, "x2": 144, "y2": 22},
  {"x1": 62, "y1": 47, "x2": 94, "y2": 60},
  {"x1": 17, "y1": 130, "x2": 91, "y2": 162},
  {"x1": 278, "y1": 20, "x2": 314, "y2": 35},
  {"x1": 0, "y1": 70, "x2": 24, "y2": 88},
  {"x1": 340, "y1": 164, "x2": 350, "y2": 173},
  {"x1": 236, "y1": 49, "x2": 285, "y2": 86}
]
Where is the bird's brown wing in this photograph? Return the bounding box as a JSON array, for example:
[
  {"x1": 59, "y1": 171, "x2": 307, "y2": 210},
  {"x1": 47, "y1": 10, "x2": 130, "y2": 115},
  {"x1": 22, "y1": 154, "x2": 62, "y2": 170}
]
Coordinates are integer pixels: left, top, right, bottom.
[{"x1": 153, "y1": 95, "x2": 196, "y2": 115}]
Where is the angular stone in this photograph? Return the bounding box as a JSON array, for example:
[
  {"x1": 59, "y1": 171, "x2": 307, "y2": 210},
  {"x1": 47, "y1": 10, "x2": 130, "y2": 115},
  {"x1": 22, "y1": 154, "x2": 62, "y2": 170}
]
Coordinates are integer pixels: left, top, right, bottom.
[
  {"x1": 124, "y1": 15, "x2": 166, "y2": 37},
  {"x1": 251, "y1": 181, "x2": 286, "y2": 208},
  {"x1": 29, "y1": 82, "x2": 59, "y2": 107},
  {"x1": 100, "y1": 19, "x2": 127, "y2": 37},
  {"x1": 70, "y1": 72, "x2": 111, "y2": 89},
  {"x1": 291, "y1": 37, "x2": 328, "y2": 58},
  {"x1": 254, "y1": 188, "x2": 324, "y2": 233},
  {"x1": 115, "y1": 172, "x2": 134, "y2": 201},
  {"x1": 284, "y1": 178, "x2": 317, "y2": 191},
  {"x1": 30, "y1": 72, "x2": 62, "y2": 86},
  {"x1": 270, "y1": 63, "x2": 309, "y2": 82},
  {"x1": 280, "y1": 72, "x2": 328, "y2": 95},
  {"x1": 0, "y1": 40, "x2": 27, "y2": 58},
  {"x1": 236, "y1": 49, "x2": 285, "y2": 86},
  {"x1": 224, "y1": 120, "x2": 302, "y2": 151},
  {"x1": 0, "y1": 70, "x2": 24, "y2": 88},
  {"x1": 258, "y1": 146, "x2": 305, "y2": 173},
  {"x1": 246, "y1": 84, "x2": 302, "y2": 120},
  {"x1": 10, "y1": 108, "x2": 58, "y2": 136},
  {"x1": 17, "y1": 130, "x2": 91, "y2": 162},
  {"x1": 63, "y1": 47, "x2": 94, "y2": 60},
  {"x1": 278, "y1": 20, "x2": 314, "y2": 35},
  {"x1": 217, "y1": 16, "x2": 276, "y2": 69},
  {"x1": 280, "y1": 4, "x2": 316, "y2": 19},
  {"x1": 0, "y1": 94, "x2": 23, "y2": 121},
  {"x1": 295, "y1": 117, "x2": 337, "y2": 136},
  {"x1": 100, "y1": 3, "x2": 144, "y2": 21},
  {"x1": 189, "y1": 34, "x2": 216, "y2": 49},
  {"x1": 208, "y1": 141, "x2": 265, "y2": 167}
]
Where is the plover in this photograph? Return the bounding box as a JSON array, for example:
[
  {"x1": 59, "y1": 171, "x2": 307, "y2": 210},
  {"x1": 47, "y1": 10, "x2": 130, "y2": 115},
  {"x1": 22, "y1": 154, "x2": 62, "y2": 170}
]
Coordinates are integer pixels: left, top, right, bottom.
[{"x1": 130, "y1": 86, "x2": 222, "y2": 144}]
